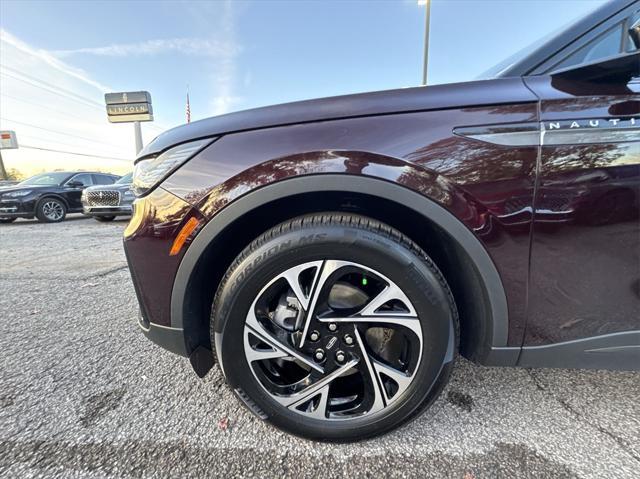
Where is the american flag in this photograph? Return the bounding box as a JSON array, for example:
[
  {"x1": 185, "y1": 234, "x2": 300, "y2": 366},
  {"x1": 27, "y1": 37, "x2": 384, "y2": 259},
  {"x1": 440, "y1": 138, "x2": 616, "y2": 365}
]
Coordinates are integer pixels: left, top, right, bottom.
[{"x1": 186, "y1": 90, "x2": 191, "y2": 123}]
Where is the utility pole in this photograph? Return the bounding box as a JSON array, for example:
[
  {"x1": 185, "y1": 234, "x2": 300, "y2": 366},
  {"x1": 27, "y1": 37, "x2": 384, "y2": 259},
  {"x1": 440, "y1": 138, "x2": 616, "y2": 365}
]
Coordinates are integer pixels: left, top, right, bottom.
[{"x1": 422, "y1": 0, "x2": 431, "y2": 86}]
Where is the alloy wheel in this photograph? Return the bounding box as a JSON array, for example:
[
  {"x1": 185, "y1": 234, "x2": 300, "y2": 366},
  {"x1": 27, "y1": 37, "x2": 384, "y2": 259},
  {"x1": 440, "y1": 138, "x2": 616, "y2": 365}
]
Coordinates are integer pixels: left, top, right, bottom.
[
  {"x1": 42, "y1": 201, "x2": 64, "y2": 221},
  {"x1": 243, "y1": 260, "x2": 423, "y2": 421}
]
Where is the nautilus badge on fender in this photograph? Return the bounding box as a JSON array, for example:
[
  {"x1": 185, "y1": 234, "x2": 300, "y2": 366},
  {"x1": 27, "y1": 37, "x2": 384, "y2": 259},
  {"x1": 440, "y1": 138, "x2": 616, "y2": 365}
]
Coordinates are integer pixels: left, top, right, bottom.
[
  {"x1": 541, "y1": 117, "x2": 640, "y2": 145},
  {"x1": 454, "y1": 117, "x2": 640, "y2": 147}
]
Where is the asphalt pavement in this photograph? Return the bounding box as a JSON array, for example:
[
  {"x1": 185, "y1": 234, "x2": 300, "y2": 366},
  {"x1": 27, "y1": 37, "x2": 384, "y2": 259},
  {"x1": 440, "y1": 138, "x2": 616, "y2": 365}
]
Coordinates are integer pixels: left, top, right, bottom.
[{"x1": 1, "y1": 215, "x2": 638, "y2": 478}]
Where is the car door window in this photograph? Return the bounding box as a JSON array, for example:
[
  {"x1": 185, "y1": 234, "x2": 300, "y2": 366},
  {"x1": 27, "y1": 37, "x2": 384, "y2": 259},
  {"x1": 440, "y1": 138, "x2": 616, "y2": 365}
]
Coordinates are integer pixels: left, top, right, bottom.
[
  {"x1": 93, "y1": 174, "x2": 116, "y2": 185},
  {"x1": 68, "y1": 173, "x2": 93, "y2": 186},
  {"x1": 553, "y1": 23, "x2": 625, "y2": 71},
  {"x1": 626, "y1": 11, "x2": 640, "y2": 52},
  {"x1": 548, "y1": 9, "x2": 639, "y2": 73}
]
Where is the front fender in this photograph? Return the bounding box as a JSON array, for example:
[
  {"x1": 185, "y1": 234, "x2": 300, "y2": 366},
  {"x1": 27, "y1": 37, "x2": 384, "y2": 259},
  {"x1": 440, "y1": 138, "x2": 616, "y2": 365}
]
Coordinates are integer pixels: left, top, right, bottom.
[
  {"x1": 34, "y1": 192, "x2": 70, "y2": 210},
  {"x1": 171, "y1": 174, "x2": 510, "y2": 363},
  {"x1": 160, "y1": 105, "x2": 537, "y2": 367},
  {"x1": 192, "y1": 150, "x2": 478, "y2": 224}
]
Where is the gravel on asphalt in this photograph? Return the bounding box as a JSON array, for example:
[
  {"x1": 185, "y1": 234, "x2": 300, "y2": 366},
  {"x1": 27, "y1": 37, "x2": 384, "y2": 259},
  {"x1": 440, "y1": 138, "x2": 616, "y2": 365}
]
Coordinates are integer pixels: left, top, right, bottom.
[{"x1": 1, "y1": 216, "x2": 638, "y2": 478}]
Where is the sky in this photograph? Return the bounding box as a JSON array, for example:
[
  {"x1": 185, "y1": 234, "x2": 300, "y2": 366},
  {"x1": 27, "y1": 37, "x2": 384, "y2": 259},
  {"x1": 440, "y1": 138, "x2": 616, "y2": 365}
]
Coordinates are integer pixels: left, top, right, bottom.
[{"x1": 0, "y1": 0, "x2": 606, "y2": 177}]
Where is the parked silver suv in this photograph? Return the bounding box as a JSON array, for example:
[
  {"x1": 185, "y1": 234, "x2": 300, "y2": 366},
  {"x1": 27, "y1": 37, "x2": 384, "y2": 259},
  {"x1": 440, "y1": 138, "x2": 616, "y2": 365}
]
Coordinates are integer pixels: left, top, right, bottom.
[{"x1": 82, "y1": 172, "x2": 134, "y2": 222}]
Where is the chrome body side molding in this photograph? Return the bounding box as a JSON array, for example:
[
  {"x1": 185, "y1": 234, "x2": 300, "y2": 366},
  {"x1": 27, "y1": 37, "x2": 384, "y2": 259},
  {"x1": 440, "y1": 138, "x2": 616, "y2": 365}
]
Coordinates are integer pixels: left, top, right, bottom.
[{"x1": 454, "y1": 117, "x2": 640, "y2": 147}]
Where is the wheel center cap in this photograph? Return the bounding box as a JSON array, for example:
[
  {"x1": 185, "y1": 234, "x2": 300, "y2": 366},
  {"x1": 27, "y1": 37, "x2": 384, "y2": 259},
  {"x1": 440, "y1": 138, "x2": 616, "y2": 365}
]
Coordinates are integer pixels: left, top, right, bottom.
[{"x1": 325, "y1": 336, "x2": 338, "y2": 350}]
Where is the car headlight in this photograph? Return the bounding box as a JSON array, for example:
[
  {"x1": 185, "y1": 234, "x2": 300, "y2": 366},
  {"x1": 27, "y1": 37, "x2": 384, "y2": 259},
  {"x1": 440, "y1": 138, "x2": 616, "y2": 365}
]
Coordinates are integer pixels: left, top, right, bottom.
[
  {"x1": 132, "y1": 139, "x2": 210, "y2": 196},
  {"x1": 5, "y1": 190, "x2": 32, "y2": 197},
  {"x1": 123, "y1": 190, "x2": 135, "y2": 198}
]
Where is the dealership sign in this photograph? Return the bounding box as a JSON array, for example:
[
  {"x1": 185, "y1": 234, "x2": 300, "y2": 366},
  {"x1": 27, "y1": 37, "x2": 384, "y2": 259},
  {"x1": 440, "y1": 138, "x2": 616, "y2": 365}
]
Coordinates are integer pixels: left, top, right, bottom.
[
  {"x1": 0, "y1": 130, "x2": 18, "y2": 149},
  {"x1": 105, "y1": 91, "x2": 153, "y2": 123}
]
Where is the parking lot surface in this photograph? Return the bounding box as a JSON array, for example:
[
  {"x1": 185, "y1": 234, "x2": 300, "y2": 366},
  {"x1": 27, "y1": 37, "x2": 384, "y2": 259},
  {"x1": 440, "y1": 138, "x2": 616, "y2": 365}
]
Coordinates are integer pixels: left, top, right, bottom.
[{"x1": 1, "y1": 215, "x2": 639, "y2": 478}]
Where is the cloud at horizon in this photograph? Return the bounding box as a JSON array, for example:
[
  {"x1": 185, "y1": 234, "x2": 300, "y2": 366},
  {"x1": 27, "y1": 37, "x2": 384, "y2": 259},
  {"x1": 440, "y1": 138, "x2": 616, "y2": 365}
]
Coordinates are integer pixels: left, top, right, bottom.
[
  {"x1": 52, "y1": 37, "x2": 241, "y2": 59},
  {"x1": 0, "y1": 28, "x2": 160, "y2": 177},
  {"x1": 0, "y1": 0, "x2": 242, "y2": 178}
]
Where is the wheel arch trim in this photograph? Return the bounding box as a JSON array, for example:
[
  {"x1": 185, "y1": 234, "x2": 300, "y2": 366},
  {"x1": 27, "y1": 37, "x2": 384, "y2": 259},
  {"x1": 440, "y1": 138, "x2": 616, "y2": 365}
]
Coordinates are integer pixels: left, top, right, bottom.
[
  {"x1": 171, "y1": 174, "x2": 511, "y2": 354},
  {"x1": 36, "y1": 193, "x2": 70, "y2": 210}
]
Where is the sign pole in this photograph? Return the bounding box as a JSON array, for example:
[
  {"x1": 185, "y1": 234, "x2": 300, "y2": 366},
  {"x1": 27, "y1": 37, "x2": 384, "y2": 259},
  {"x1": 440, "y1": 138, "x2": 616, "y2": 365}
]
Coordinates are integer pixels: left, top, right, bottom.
[
  {"x1": 0, "y1": 130, "x2": 18, "y2": 180},
  {"x1": 104, "y1": 91, "x2": 153, "y2": 156},
  {"x1": 134, "y1": 121, "x2": 143, "y2": 154},
  {"x1": 0, "y1": 151, "x2": 7, "y2": 180}
]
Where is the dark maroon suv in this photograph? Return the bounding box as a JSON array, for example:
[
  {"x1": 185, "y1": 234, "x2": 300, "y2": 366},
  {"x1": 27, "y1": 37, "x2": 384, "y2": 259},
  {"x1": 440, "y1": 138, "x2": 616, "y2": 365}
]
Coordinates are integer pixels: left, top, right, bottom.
[{"x1": 124, "y1": 0, "x2": 640, "y2": 441}]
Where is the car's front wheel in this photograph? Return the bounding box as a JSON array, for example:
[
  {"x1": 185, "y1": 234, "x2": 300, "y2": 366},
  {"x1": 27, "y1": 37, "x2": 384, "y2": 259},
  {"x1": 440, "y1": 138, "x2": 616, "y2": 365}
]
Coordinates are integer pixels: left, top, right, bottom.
[
  {"x1": 211, "y1": 213, "x2": 458, "y2": 442},
  {"x1": 36, "y1": 198, "x2": 66, "y2": 223}
]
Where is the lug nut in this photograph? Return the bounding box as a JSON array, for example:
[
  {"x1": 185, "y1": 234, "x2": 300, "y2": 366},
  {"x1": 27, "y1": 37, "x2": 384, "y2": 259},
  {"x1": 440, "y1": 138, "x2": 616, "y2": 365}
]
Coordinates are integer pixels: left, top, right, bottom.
[
  {"x1": 335, "y1": 351, "x2": 346, "y2": 364},
  {"x1": 343, "y1": 334, "x2": 354, "y2": 345},
  {"x1": 314, "y1": 349, "x2": 325, "y2": 362},
  {"x1": 309, "y1": 330, "x2": 320, "y2": 342},
  {"x1": 328, "y1": 323, "x2": 338, "y2": 332}
]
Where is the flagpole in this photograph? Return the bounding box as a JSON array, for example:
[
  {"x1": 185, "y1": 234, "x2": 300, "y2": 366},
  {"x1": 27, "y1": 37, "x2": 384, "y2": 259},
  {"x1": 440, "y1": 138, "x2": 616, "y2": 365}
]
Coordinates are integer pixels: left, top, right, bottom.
[{"x1": 186, "y1": 84, "x2": 191, "y2": 123}]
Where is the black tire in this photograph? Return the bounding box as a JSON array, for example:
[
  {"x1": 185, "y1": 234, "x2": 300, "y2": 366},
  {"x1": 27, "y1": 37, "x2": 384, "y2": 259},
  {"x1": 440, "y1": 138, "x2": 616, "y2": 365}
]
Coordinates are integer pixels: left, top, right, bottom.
[
  {"x1": 94, "y1": 216, "x2": 116, "y2": 222},
  {"x1": 211, "y1": 213, "x2": 458, "y2": 442},
  {"x1": 0, "y1": 218, "x2": 17, "y2": 223},
  {"x1": 35, "y1": 197, "x2": 67, "y2": 223}
]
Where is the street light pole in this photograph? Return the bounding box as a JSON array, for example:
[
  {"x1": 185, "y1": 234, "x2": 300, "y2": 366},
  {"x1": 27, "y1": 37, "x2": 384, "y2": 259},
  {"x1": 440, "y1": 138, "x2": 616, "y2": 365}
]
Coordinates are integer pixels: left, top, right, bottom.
[{"x1": 421, "y1": 0, "x2": 431, "y2": 86}]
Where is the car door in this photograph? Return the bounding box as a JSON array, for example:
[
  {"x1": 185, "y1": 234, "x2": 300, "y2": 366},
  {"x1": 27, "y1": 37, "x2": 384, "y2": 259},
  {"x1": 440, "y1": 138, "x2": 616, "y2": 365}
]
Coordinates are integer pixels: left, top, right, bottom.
[
  {"x1": 63, "y1": 173, "x2": 94, "y2": 211},
  {"x1": 522, "y1": 18, "x2": 639, "y2": 355}
]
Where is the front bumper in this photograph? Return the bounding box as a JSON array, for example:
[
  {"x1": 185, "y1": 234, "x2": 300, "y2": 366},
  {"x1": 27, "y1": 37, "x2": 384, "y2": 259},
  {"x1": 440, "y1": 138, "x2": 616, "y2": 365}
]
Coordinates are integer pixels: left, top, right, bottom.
[
  {"x1": 137, "y1": 309, "x2": 188, "y2": 356},
  {"x1": 123, "y1": 187, "x2": 197, "y2": 356},
  {"x1": 83, "y1": 205, "x2": 133, "y2": 216},
  {"x1": 0, "y1": 198, "x2": 35, "y2": 218}
]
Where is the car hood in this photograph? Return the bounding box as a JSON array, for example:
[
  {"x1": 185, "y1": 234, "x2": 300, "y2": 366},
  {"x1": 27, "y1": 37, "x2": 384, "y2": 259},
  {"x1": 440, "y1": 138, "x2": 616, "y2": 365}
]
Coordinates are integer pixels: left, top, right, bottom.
[
  {"x1": 138, "y1": 77, "x2": 535, "y2": 158},
  {"x1": 85, "y1": 183, "x2": 132, "y2": 192},
  {"x1": 0, "y1": 185, "x2": 57, "y2": 194}
]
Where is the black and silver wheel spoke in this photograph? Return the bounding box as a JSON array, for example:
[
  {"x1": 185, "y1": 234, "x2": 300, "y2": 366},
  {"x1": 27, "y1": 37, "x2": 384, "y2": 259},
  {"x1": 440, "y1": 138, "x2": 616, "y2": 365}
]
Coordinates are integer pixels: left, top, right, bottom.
[
  {"x1": 299, "y1": 260, "x2": 359, "y2": 347},
  {"x1": 352, "y1": 327, "x2": 386, "y2": 414},
  {"x1": 371, "y1": 356, "x2": 414, "y2": 405},
  {"x1": 278, "y1": 261, "x2": 323, "y2": 312},
  {"x1": 244, "y1": 260, "x2": 423, "y2": 421},
  {"x1": 277, "y1": 358, "x2": 359, "y2": 418},
  {"x1": 245, "y1": 310, "x2": 324, "y2": 374}
]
